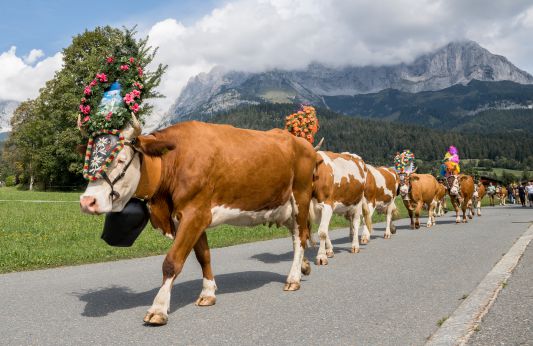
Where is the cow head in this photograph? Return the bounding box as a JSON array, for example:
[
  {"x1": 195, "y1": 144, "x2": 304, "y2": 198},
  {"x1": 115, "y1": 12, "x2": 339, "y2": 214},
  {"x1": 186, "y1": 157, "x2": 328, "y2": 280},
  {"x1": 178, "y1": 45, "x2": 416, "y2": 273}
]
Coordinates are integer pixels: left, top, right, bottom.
[
  {"x1": 446, "y1": 175, "x2": 460, "y2": 196},
  {"x1": 398, "y1": 173, "x2": 410, "y2": 197},
  {"x1": 79, "y1": 117, "x2": 175, "y2": 215}
]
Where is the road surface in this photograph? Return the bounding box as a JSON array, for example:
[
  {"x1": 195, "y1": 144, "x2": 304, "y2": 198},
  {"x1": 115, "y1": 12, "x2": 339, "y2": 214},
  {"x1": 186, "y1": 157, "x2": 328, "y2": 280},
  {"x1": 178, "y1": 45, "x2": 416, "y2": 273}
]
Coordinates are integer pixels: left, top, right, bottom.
[{"x1": 1, "y1": 206, "x2": 531, "y2": 345}]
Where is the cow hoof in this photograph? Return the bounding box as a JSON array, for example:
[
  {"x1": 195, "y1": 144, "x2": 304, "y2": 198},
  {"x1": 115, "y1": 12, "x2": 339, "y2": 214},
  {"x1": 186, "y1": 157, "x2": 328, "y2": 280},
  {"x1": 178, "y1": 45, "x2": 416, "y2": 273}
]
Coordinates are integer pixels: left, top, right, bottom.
[
  {"x1": 144, "y1": 312, "x2": 168, "y2": 326},
  {"x1": 301, "y1": 259, "x2": 311, "y2": 276},
  {"x1": 195, "y1": 296, "x2": 216, "y2": 307},
  {"x1": 384, "y1": 233, "x2": 391, "y2": 239},
  {"x1": 326, "y1": 250, "x2": 334, "y2": 258},
  {"x1": 463, "y1": 219, "x2": 467, "y2": 223},
  {"x1": 390, "y1": 225, "x2": 397, "y2": 234},
  {"x1": 468, "y1": 215, "x2": 473, "y2": 219},
  {"x1": 477, "y1": 213, "x2": 481, "y2": 217},
  {"x1": 360, "y1": 237, "x2": 369, "y2": 245},
  {"x1": 351, "y1": 246, "x2": 360, "y2": 253},
  {"x1": 415, "y1": 224, "x2": 420, "y2": 229},
  {"x1": 283, "y1": 282, "x2": 300, "y2": 291},
  {"x1": 315, "y1": 255, "x2": 328, "y2": 265}
]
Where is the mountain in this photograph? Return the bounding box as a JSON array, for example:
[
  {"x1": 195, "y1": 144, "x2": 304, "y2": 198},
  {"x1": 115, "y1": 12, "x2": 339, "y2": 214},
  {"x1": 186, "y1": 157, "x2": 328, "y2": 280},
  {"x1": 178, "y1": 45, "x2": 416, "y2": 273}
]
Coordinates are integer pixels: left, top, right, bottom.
[
  {"x1": 0, "y1": 100, "x2": 19, "y2": 133},
  {"x1": 323, "y1": 79, "x2": 533, "y2": 128},
  {"x1": 167, "y1": 41, "x2": 533, "y2": 123}
]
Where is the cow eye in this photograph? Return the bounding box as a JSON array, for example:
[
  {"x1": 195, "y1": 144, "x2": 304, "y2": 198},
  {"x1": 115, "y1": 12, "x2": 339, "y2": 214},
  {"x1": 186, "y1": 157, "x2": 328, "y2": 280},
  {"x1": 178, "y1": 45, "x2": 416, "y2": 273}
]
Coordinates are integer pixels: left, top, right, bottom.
[{"x1": 117, "y1": 156, "x2": 126, "y2": 164}]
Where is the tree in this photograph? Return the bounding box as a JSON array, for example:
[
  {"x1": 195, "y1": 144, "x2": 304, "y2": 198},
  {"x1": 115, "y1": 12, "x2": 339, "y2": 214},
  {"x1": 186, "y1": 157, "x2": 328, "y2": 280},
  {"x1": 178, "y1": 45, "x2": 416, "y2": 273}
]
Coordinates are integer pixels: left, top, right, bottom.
[{"x1": 2, "y1": 26, "x2": 166, "y2": 189}]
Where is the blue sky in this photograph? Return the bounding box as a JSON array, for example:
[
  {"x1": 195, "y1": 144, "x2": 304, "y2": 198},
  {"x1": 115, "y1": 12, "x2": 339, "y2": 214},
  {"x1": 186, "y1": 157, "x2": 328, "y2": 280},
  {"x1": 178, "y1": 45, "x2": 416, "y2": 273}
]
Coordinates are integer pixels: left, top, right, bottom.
[{"x1": 0, "y1": 0, "x2": 221, "y2": 57}]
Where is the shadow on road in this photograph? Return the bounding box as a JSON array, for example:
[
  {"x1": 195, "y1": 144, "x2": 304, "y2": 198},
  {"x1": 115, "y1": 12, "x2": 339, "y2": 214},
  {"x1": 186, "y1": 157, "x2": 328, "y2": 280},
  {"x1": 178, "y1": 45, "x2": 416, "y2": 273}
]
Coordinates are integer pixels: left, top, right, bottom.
[{"x1": 74, "y1": 270, "x2": 286, "y2": 318}]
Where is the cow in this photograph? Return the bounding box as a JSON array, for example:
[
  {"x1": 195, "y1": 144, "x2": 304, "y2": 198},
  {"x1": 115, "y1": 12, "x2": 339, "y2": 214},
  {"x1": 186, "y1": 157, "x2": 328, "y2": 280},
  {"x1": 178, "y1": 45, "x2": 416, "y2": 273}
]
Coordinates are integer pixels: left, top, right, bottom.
[
  {"x1": 310, "y1": 151, "x2": 368, "y2": 264},
  {"x1": 496, "y1": 186, "x2": 508, "y2": 205},
  {"x1": 359, "y1": 165, "x2": 399, "y2": 242},
  {"x1": 445, "y1": 174, "x2": 475, "y2": 223},
  {"x1": 79, "y1": 118, "x2": 318, "y2": 325},
  {"x1": 471, "y1": 182, "x2": 486, "y2": 216},
  {"x1": 434, "y1": 182, "x2": 447, "y2": 217},
  {"x1": 399, "y1": 173, "x2": 440, "y2": 229}
]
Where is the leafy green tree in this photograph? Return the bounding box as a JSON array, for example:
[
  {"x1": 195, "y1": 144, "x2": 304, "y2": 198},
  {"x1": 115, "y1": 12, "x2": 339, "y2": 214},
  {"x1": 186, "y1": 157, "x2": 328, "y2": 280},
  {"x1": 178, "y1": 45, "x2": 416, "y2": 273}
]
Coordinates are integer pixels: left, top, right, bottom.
[{"x1": 2, "y1": 26, "x2": 166, "y2": 190}]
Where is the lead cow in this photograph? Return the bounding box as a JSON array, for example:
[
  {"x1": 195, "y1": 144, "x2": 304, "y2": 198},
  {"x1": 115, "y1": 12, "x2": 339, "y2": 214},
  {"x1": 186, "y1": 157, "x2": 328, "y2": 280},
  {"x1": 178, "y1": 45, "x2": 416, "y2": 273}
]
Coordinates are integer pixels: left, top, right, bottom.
[{"x1": 80, "y1": 119, "x2": 317, "y2": 325}]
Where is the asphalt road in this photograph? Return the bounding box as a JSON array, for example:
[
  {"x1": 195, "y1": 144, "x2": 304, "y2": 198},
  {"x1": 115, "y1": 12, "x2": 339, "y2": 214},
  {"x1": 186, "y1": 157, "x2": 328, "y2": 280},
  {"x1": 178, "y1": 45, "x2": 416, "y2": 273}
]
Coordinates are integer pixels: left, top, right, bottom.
[
  {"x1": 1, "y1": 206, "x2": 531, "y2": 345},
  {"x1": 468, "y1": 234, "x2": 533, "y2": 345}
]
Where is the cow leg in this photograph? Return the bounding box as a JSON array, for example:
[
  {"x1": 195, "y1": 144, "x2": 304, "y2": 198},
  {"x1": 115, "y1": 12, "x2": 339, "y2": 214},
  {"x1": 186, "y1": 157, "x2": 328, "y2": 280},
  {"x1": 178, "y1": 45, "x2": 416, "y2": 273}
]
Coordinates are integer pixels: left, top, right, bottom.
[
  {"x1": 467, "y1": 200, "x2": 474, "y2": 219},
  {"x1": 427, "y1": 200, "x2": 436, "y2": 227},
  {"x1": 414, "y1": 201, "x2": 423, "y2": 229},
  {"x1": 461, "y1": 200, "x2": 468, "y2": 223},
  {"x1": 350, "y1": 203, "x2": 363, "y2": 253},
  {"x1": 451, "y1": 197, "x2": 461, "y2": 223},
  {"x1": 361, "y1": 203, "x2": 374, "y2": 244},
  {"x1": 384, "y1": 202, "x2": 394, "y2": 239},
  {"x1": 315, "y1": 203, "x2": 333, "y2": 265},
  {"x1": 477, "y1": 200, "x2": 482, "y2": 216},
  {"x1": 194, "y1": 232, "x2": 217, "y2": 307},
  {"x1": 144, "y1": 209, "x2": 210, "y2": 325}
]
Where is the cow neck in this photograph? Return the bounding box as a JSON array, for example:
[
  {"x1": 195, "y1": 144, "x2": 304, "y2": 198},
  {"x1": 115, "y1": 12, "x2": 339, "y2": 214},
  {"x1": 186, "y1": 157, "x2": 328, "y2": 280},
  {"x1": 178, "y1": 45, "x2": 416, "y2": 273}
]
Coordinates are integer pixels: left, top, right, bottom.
[{"x1": 134, "y1": 154, "x2": 162, "y2": 201}]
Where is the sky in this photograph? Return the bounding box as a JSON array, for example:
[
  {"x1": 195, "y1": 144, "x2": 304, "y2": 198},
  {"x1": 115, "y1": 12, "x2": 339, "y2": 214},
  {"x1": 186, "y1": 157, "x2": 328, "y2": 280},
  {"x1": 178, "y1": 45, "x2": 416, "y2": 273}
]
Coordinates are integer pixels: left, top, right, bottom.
[{"x1": 2, "y1": 0, "x2": 533, "y2": 119}]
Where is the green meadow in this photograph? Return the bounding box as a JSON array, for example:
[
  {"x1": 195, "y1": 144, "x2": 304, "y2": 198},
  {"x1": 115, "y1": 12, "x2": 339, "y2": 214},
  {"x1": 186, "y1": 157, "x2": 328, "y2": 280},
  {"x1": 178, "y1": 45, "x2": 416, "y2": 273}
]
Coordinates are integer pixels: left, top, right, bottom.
[{"x1": 0, "y1": 187, "x2": 490, "y2": 273}]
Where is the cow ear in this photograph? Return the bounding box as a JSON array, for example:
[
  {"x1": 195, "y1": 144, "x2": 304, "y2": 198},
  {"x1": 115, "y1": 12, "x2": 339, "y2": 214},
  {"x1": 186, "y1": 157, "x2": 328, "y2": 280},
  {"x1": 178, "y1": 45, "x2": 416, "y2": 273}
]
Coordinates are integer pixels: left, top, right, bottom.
[
  {"x1": 135, "y1": 135, "x2": 176, "y2": 157},
  {"x1": 460, "y1": 175, "x2": 469, "y2": 182}
]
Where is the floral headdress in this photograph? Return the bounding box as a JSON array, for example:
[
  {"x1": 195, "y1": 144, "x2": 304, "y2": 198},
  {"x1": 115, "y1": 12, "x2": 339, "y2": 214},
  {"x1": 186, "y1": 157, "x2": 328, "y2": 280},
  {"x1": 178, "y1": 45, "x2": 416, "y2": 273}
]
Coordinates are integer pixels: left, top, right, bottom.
[
  {"x1": 284, "y1": 105, "x2": 319, "y2": 143},
  {"x1": 394, "y1": 149, "x2": 415, "y2": 174}
]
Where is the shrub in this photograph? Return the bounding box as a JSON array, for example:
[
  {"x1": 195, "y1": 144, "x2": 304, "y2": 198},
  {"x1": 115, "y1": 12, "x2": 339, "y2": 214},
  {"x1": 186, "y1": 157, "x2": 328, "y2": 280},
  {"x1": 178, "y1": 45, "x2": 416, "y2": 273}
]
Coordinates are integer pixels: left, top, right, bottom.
[{"x1": 5, "y1": 175, "x2": 16, "y2": 187}]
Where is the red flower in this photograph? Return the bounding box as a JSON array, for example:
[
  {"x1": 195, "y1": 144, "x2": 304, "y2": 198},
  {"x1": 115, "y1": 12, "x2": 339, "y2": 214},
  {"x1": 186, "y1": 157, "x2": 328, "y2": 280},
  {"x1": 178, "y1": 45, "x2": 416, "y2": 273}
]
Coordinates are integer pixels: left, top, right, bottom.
[
  {"x1": 123, "y1": 93, "x2": 134, "y2": 104},
  {"x1": 133, "y1": 81, "x2": 143, "y2": 89},
  {"x1": 106, "y1": 57, "x2": 114, "y2": 63},
  {"x1": 96, "y1": 73, "x2": 108, "y2": 82},
  {"x1": 132, "y1": 89, "x2": 141, "y2": 98},
  {"x1": 131, "y1": 103, "x2": 140, "y2": 113},
  {"x1": 137, "y1": 67, "x2": 143, "y2": 76},
  {"x1": 105, "y1": 112, "x2": 113, "y2": 121},
  {"x1": 83, "y1": 86, "x2": 92, "y2": 95},
  {"x1": 129, "y1": 57, "x2": 135, "y2": 64},
  {"x1": 120, "y1": 65, "x2": 130, "y2": 71},
  {"x1": 79, "y1": 104, "x2": 91, "y2": 115},
  {"x1": 83, "y1": 116, "x2": 90, "y2": 123}
]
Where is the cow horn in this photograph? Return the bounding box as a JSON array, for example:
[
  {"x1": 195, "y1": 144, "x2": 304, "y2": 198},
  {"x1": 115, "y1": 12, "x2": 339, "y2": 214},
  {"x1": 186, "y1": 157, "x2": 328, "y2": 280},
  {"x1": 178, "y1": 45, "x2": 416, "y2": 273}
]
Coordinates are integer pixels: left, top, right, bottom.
[
  {"x1": 77, "y1": 114, "x2": 88, "y2": 137},
  {"x1": 314, "y1": 137, "x2": 324, "y2": 151},
  {"x1": 131, "y1": 112, "x2": 142, "y2": 137}
]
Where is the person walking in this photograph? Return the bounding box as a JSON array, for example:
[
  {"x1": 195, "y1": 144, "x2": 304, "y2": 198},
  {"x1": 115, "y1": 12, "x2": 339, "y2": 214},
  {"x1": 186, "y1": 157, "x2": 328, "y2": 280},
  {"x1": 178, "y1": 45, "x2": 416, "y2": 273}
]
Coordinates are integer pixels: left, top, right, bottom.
[
  {"x1": 527, "y1": 182, "x2": 533, "y2": 208},
  {"x1": 507, "y1": 184, "x2": 514, "y2": 204},
  {"x1": 487, "y1": 182, "x2": 496, "y2": 206},
  {"x1": 518, "y1": 183, "x2": 526, "y2": 207}
]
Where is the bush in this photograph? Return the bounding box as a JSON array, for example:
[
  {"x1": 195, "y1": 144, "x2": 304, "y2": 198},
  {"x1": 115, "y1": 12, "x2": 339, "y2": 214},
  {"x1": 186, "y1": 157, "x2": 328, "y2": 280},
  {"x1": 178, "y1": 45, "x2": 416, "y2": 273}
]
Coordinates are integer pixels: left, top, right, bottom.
[{"x1": 5, "y1": 175, "x2": 16, "y2": 187}]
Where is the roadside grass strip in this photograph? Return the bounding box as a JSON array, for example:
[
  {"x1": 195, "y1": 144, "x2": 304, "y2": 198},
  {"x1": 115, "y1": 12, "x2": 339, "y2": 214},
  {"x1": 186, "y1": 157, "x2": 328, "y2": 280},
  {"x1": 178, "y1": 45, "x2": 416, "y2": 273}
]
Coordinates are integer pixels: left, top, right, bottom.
[{"x1": 426, "y1": 223, "x2": 533, "y2": 346}]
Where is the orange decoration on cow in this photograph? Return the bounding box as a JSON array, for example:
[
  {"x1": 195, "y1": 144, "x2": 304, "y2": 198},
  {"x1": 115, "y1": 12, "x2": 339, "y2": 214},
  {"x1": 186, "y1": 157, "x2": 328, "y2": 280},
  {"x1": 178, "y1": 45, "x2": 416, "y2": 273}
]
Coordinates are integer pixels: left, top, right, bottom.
[{"x1": 285, "y1": 105, "x2": 319, "y2": 143}]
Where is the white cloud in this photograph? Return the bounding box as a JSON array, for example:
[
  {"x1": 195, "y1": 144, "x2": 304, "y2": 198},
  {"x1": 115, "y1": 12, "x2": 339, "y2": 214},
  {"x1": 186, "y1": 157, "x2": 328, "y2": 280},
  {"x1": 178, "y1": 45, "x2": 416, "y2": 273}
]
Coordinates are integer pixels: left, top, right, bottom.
[
  {"x1": 0, "y1": 46, "x2": 62, "y2": 102},
  {"x1": 144, "y1": 0, "x2": 533, "y2": 118}
]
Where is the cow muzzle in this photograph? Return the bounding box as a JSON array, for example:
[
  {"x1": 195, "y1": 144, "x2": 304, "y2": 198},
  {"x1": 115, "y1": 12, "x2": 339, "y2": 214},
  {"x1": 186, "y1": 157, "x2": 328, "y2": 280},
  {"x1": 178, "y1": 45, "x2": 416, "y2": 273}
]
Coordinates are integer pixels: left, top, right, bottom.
[
  {"x1": 80, "y1": 196, "x2": 100, "y2": 215},
  {"x1": 450, "y1": 186, "x2": 459, "y2": 196},
  {"x1": 400, "y1": 185, "x2": 409, "y2": 196}
]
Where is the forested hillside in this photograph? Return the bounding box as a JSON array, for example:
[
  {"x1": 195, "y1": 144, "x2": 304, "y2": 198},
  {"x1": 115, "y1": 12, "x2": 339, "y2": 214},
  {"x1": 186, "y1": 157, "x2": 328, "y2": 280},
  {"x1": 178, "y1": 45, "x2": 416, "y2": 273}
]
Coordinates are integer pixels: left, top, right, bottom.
[{"x1": 210, "y1": 103, "x2": 533, "y2": 170}]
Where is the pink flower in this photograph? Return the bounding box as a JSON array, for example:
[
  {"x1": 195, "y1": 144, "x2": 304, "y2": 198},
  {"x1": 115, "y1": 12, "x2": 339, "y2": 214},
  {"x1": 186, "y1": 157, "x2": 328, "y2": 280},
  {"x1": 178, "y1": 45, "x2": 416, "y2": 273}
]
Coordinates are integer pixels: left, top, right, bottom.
[
  {"x1": 96, "y1": 73, "x2": 108, "y2": 82},
  {"x1": 129, "y1": 57, "x2": 135, "y2": 64},
  {"x1": 131, "y1": 103, "x2": 140, "y2": 113},
  {"x1": 83, "y1": 86, "x2": 92, "y2": 95},
  {"x1": 106, "y1": 57, "x2": 114, "y2": 63},
  {"x1": 105, "y1": 112, "x2": 113, "y2": 121},
  {"x1": 137, "y1": 67, "x2": 143, "y2": 76},
  {"x1": 132, "y1": 89, "x2": 141, "y2": 98},
  {"x1": 123, "y1": 93, "x2": 134, "y2": 104},
  {"x1": 89, "y1": 80, "x2": 97, "y2": 87},
  {"x1": 120, "y1": 65, "x2": 130, "y2": 71},
  {"x1": 83, "y1": 116, "x2": 90, "y2": 123},
  {"x1": 133, "y1": 82, "x2": 143, "y2": 89},
  {"x1": 79, "y1": 104, "x2": 91, "y2": 115}
]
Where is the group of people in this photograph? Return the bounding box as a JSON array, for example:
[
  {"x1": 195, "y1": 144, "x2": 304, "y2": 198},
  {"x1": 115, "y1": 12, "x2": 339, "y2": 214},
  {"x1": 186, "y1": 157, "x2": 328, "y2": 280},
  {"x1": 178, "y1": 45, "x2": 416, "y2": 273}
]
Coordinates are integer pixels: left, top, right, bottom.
[{"x1": 486, "y1": 181, "x2": 533, "y2": 207}]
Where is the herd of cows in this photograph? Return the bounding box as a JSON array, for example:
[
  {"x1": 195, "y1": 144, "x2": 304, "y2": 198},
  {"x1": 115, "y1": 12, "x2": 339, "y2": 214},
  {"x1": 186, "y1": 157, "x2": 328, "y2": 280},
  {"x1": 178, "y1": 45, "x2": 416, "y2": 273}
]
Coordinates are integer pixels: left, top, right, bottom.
[{"x1": 79, "y1": 119, "x2": 492, "y2": 325}]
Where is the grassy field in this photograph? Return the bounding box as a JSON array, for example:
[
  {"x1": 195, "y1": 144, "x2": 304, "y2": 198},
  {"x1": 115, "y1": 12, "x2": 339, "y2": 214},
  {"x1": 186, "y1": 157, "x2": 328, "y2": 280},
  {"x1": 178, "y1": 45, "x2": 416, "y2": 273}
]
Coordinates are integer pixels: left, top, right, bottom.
[{"x1": 0, "y1": 186, "x2": 487, "y2": 274}]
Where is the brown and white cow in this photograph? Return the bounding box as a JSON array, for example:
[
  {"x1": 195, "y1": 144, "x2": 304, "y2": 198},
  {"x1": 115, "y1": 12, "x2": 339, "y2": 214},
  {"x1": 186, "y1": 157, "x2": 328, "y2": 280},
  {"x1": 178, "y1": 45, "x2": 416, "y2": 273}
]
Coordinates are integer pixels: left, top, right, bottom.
[
  {"x1": 399, "y1": 173, "x2": 440, "y2": 229},
  {"x1": 311, "y1": 151, "x2": 367, "y2": 264},
  {"x1": 80, "y1": 119, "x2": 317, "y2": 325},
  {"x1": 360, "y1": 165, "x2": 399, "y2": 242},
  {"x1": 434, "y1": 182, "x2": 447, "y2": 217},
  {"x1": 471, "y1": 182, "x2": 486, "y2": 216},
  {"x1": 445, "y1": 174, "x2": 475, "y2": 223},
  {"x1": 496, "y1": 186, "x2": 508, "y2": 206}
]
